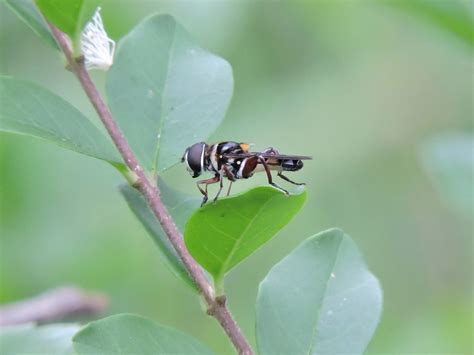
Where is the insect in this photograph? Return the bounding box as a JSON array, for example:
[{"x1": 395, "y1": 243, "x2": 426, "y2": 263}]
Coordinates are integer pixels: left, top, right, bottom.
[{"x1": 181, "y1": 141, "x2": 312, "y2": 206}]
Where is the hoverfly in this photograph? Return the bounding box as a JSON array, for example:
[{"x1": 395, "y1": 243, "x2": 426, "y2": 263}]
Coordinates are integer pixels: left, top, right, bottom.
[{"x1": 182, "y1": 141, "x2": 311, "y2": 206}]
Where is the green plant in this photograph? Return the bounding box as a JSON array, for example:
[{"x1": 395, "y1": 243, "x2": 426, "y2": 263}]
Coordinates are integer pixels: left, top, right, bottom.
[{"x1": 0, "y1": 1, "x2": 382, "y2": 353}]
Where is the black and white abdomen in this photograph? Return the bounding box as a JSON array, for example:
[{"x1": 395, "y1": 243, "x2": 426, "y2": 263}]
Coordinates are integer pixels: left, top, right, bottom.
[{"x1": 281, "y1": 159, "x2": 304, "y2": 171}]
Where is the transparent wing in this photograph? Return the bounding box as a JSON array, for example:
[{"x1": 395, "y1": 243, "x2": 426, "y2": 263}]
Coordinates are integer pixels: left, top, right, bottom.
[{"x1": 224, "y1": 152, "x2": 312, "y2": 160}]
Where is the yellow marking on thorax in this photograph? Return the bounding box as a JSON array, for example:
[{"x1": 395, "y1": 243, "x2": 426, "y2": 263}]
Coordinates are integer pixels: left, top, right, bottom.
[{"x1": 240, "y1": 143, "x2": 250, "y2": 152}]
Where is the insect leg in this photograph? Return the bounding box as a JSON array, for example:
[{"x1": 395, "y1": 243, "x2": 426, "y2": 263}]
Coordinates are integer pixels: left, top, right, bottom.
[
  {"x1": 277, "y1": 171, "x2": 305, "y2": 186},
  {"x1": 221, "y1": 164, "x2": 236, "y2": 197},
  {"x1": 223, "y1": 165, "x2": 237, "y2": 182},
  {"x1": 197, "y1": 175, "x2": 220, "y2": 206},
  {"x1": 226, "y1": 182, "x2": 233, "y2": 196},
  {"x1": 257, "y1": 155, "x2": 289, "y2": 195},
  {"x1": 262, "y1": 147, "x2": 279, "y2": 155},
  {"x1": 213, "y1": 172, "x2": 225, "y2": 203}
]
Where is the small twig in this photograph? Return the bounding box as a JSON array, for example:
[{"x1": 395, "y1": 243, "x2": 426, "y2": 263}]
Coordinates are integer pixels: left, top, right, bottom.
[
  {"x1": 0, "y1": 286, "x2": 108, "y2": 326},
  {"x1": 46, "y1": 24, "x2": 253, "y2": 355}
]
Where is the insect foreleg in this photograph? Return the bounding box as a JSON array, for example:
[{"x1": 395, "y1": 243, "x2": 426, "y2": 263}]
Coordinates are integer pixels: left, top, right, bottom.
[{"x1": 197, "y1": 175, "x2": 220, "y2": 206}]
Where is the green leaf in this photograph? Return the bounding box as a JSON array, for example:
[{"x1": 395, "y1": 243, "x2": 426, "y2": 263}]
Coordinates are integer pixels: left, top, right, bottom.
[
  {"x1": 0, "y1": 323, "x2": 80, "y2": 354},
  {"x1": 387, "y1": 0, "x2": 474, "y2": 48},
  {"x1": 119, "y1": 178, "x2": 200, "y2": 290},
  {"x1": 4, "y1": 0, "x2": 59, "y2": 50},
  {"x1": 107, "y1": 14, "x2": 233, "y2": 172},
  {"x1": 35, "y1": 0, "x2": 98, "y2": 46},
  {"x1": 184, "y1": 186, "x2": 307, "y2": 290},
  {"x1": 73, "y1": 313, "x2": 214, "y2": 354},
  {"x1": 256, "y1": 228, "x2": 383, "y2": 355},
  {"x1": 420, "y1": 133, "x2": 473, "y2": 218},
  {"x1": 0, "y1": 76, "x2": 122, "y2": 164}
]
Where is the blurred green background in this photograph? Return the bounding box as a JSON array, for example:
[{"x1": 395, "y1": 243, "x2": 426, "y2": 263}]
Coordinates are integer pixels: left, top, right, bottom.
[{"x1": 0, "y1": 0, "x2": 472, "y2": 353}]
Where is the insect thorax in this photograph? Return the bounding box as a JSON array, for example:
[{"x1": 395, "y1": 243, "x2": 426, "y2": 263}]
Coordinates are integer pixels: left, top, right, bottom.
[{"x1": 208, "y1": 141, "x2": 245, "y2": 173}]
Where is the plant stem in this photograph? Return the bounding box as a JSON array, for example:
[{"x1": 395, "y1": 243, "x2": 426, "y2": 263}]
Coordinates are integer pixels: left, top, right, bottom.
[
  {"x1": 47, "y1": 24, "x2": 253, "y2": 355},
  {"x1": 0, "y1": 286, "x2": 108, "y2": 326}
]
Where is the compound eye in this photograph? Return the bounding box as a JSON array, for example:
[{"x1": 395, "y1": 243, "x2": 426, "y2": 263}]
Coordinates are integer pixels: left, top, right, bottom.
[{"x1": 184, "y1": 143, "x2": 206, "y2": 177}]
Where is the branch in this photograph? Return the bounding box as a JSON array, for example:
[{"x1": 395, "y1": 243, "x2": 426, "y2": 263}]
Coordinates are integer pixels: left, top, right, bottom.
[
  {"x1": 0, "y1": 286, "x2": 108, "y2": 326},
  {"x1": 47, "y1": 24, "x2": 253, "y2": 355}
]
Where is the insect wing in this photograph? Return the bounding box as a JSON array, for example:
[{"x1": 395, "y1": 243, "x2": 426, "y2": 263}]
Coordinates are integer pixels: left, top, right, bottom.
[
  {"x1": 259, "y1": 153, "x2": 313, "y2": 160},
  {"x1": 224, "y1": 152, "x2": 312, "y2": 160}
]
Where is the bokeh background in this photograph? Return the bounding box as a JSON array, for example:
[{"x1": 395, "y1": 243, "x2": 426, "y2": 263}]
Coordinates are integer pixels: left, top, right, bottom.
[{"x1": 1, "y1": 0, "x2": 472, "y2": 353}]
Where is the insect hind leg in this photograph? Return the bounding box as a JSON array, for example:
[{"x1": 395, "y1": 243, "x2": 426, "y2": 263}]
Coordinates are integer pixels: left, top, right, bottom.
[
  {"x1": 277, "y1": 171, "x2": 305, "y2": 186},
  {"x1": 262, "y1": 147, "x2": 279, "y2": 155},
  {"x1": 270, "y1": 182, "x2": 290, "y2": 195},
  {"x1": 257, "y1": 155, "x2": 289, "y2": 195}
]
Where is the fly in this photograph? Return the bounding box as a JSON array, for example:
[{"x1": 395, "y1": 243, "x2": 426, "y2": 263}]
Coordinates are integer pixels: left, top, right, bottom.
[{"x1": 182, "y1": 141, "x2": 312, "y2": 206}]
